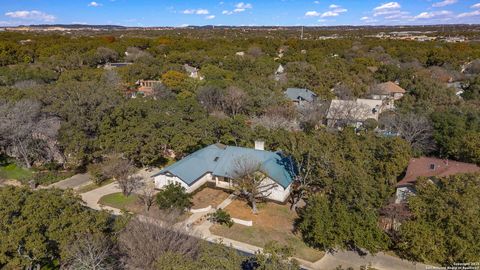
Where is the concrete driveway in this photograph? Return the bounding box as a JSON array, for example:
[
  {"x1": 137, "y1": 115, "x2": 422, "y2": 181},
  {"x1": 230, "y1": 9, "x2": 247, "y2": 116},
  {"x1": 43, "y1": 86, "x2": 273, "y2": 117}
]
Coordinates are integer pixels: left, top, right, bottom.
[
  {"x1": 80, "y1": 182, "x2": 122, "y2": 214},
  {"x1": 47, "y1": 173, "x2": 92, "y2": 190}
]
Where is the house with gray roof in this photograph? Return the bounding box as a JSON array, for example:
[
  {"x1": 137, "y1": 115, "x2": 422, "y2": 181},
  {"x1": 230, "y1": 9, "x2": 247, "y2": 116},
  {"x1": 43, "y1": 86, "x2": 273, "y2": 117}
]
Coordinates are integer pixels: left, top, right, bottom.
[
  {"x1": 284, "y1": 88, "x2": 317, "y2": 106},
  {"x1": 152, "y1": 142, "x2": 295, "y2": 202}
]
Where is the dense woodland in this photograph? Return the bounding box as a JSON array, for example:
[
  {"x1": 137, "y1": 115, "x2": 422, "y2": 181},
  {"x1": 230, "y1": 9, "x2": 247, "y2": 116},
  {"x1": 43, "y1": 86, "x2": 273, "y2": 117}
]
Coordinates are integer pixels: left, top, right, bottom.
[{"x1": 1, "y1": 26, "x2": 480, "y2": 268}]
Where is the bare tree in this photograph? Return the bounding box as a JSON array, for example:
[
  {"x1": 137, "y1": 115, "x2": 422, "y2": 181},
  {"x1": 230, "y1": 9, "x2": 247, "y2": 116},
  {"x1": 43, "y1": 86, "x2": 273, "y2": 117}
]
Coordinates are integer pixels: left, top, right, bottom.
[
  {"x1": 250, "y1": 115, "x2": 300, "y2": 131},
  {"x1": 0, "y1": 100, "x2": 59, "y2": 168},
  {"x1": 333, "y1": 84, "x2": 354, "y2": 100},
  {"x1": 64, "y1": 233, "x2": 118, "y2": 270},
  {"x1": 125, "y1": 47, "x2": 151, "y2": 62},
  {"x1": 222, "y1": 86, "x2": 247, "y2": 116},
  {"x1": 379, "y1": 112, "x2": 435, "y2": 153},
  {"x1": 232, "y1": 157, "x2": 277, "y2": 214},
  {"x1": 297, "y1": 101, "x2": 329, "y2": 130},
  {"x1": 102, "y1": 156, "x2": 140, "y2": 196},
  {"x1": 118, "y1": 217, "x2": 200, "y2": 270},
  {"x1": 137, "y1": 181, "x2": 156, "y2": 212},
  {"x1": 326, "y1": 100, "x2": 373, "y2": 128},
  {"x1": 288, "y1": 153, "x2": 315, "y2": 212},
  {"x1": 197, "y1": 86, "x2": 224, "y2": 113}
]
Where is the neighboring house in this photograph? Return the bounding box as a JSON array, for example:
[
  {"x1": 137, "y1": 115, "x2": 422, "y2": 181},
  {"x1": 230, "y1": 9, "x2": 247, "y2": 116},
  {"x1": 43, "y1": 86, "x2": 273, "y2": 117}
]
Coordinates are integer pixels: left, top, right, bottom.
[
  {"x1": 274, "y1": 64, "x2": 286, "y2": 82},
  {"x1": 131, "y1": 80, "x2": 162, "y2": 97},
  {"x1": 370, "y1": 81, "x2": 406, "y2": 101},
  {"x1": 152, "y1": 142, "x2": 295, "y2": 202},
  {"x1": 104, "y1": 62, "x2": 132, "y2": 70},
  {"x1": 326, "y1": 98, "x2": 384, "y2": 128},
  {"x1": 235, "y1": 51, "x2": 245, "y2": 57},
  {"x1": 183, "y1": 64, "x2": 204, "y2": 80},
  {"x1": 447, "y1": 81, "x2": 465, "y2": 97},
  {"x1": 284, "y1": 88, "x2": 317, "y2": 106},
  {"x1": 395, "y1": 157, "x2": 480, "y2": 204},
  {"x1": 276, "y1": 64, "x2": 285, "y2": 74}
]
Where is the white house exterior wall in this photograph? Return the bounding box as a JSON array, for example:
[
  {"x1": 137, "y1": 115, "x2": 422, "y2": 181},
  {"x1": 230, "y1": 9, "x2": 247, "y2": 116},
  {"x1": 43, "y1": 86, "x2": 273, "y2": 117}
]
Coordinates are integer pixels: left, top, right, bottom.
[
  {"x1": 154, "y1": 172, "x2": 213, "y2": 193},
  {"x1": 154, "y1": 173, "x2": 291, "y2": 203},
  {"x1": 265, "y1": 177, "x2": 291, "y2": 202}
]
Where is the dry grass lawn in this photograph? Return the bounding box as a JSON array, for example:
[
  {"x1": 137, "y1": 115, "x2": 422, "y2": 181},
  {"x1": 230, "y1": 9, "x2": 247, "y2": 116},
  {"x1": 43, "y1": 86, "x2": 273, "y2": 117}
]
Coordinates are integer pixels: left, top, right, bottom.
[
  {"x1": 191, "y1": 186, "x2": 230, "y2": 209},
  {"x1": 210, "y1": 198, "x2": 324, "y2": 262},
  {"x1": 98, "y1": 192, "x2": 190, "y2": 221}
]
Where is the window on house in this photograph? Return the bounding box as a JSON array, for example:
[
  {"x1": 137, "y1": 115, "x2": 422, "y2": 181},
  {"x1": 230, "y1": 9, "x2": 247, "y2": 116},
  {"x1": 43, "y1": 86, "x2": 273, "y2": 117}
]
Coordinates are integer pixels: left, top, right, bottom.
[{"x1": 430, "y1": 164, "x2": 436, "y2": 170}]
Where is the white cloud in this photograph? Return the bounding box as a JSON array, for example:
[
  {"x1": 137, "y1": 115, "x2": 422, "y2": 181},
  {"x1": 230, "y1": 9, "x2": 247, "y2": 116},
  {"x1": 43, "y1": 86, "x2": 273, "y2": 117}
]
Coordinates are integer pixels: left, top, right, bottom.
[
  {"x1": 372, "y1": 2, "x2": 407, "y2": 17},
  {"x1": 235, "y1": 2, "x2": 252, "y2": 9},
  {"x1": 183, "y1": 9, "x2": 209, "y2": 15},
  {"x1": 332, "y1": 7, "x2": 347, "y2": 13},
  {"x1": 374, "y1": 2, "x2": 401, "y2": 11},
  {"x1": 205, "y1": 15, "x2": 215, "y2": 19},
  {"x1": 305, "y1": 11, "x2": 321, "y2": 17},
  {"x1": 471, "y1": 3, "x2": 480, "y2": 8},
  {"x1": 314, "y1": 1, "x2": 320, "y2": 4},
  {"x1": 88, "y1": 1, "x2": 102, "y2": 7},
  {"x1": 196, "y1": 9, "x2": 209, "y2": 15},
  {"x1": 5, "y1": 10, "x2": 56, "y2": 22},
  {"x1": 222, "y1": 2, "x2": 252, "y2": 14},
  {"x1": 457, "y1": 10, "x2": 480, "y2": 17},
  {"x1": 432, "y1": 0, "x2": 457, "y2": 7},
  {"x1": 414, "y1": 10, "x2": 452, "y2": 19},
  {"x1": 307, "y1": 4, "x2": 346, "y2": 18},
  {"x1": 360, "y1": 16, "x2": 369, "y2": 20},
  {"x1": 321, "y1": 11, "x2": 339, "y2": 17}
]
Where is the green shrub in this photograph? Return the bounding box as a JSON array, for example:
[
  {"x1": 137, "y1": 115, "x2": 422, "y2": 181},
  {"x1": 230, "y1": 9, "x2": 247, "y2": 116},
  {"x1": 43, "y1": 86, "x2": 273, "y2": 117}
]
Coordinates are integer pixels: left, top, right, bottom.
[
  {"x1": 155, "y1": 183, "x2": 192, "y2": 212},
  {"x1": 208, "y1": 209, "x2": 234, "y2": 227},
  {"x1": 33, "y1": 170, "x2": 75, "y2": 185}
]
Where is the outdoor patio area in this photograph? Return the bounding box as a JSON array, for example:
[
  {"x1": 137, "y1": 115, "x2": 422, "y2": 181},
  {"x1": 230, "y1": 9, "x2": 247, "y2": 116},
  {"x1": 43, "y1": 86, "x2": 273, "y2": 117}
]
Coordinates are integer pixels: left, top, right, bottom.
[{"x1": 191, "y1": 186, "x2": 231, "y2": 209}]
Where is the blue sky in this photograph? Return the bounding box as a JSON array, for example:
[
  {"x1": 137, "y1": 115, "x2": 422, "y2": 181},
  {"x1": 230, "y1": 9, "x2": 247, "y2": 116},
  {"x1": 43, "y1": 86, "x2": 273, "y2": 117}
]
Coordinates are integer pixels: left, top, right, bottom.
[{"x1": 0, "y1": 0, "x2": 479, "y2": 27}]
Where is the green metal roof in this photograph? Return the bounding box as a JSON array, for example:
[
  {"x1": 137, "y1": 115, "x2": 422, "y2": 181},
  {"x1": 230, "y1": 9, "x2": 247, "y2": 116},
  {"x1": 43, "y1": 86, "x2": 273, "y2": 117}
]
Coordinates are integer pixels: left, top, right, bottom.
[
  {"x1": 153, "y1": 144, "x2": 295, "y2": 188},
  {"x1": 284, "y1": 88, "x2": 317, "y2": 102}
]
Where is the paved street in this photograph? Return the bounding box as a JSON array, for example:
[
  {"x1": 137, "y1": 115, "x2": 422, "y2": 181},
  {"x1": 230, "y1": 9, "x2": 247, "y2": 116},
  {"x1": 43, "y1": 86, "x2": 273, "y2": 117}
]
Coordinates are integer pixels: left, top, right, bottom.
[
  {"x1": 47, "y1": 173, "x2": 91, "y2": 190},
  {"x1": 312, "y1": 250, "x2": 432, "y2": 270}
]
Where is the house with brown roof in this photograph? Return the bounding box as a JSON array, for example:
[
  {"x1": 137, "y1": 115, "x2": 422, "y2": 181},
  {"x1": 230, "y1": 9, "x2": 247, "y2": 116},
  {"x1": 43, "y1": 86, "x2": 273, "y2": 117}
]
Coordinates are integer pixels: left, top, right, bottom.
[
  {"x1": 370, "y1": 81, "x2": 406, "y2": 101},
  {"x1": 395, "y1": 157, "x2": 480, "y2": 203},
  {"x1": 134, "y1": 80, "x2": 162, "y2": 97}
]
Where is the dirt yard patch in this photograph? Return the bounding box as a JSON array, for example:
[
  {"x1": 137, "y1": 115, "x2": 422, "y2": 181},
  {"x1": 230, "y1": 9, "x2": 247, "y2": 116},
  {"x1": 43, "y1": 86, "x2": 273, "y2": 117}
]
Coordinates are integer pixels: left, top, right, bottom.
[
  {"x1": 191, "y1": 186, "x2": 230, "y2": 209},
  {"x1": 210, "y1": 198, "x2": 324, "y2": 262}
]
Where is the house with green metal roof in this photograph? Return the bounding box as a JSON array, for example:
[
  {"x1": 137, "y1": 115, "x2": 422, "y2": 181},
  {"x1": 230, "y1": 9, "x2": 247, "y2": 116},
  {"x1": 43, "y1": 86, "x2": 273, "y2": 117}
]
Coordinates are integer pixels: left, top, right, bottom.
[
  {"x1": 152, "y1": 141, "x2": 296, "y2": 202},
  {"x1": 284, "y1": 88, "x2": 317, "y2": 106}
]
